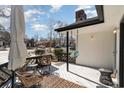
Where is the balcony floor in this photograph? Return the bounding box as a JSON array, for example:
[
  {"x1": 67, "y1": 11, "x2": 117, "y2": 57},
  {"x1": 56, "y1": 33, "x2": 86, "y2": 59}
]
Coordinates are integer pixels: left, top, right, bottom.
[
  {"x1": 0, "y1": 49, "x2": 114, "y2": 88},
  {"x1": 51, "y1": 62, "x2": 113, "y2": 88}
]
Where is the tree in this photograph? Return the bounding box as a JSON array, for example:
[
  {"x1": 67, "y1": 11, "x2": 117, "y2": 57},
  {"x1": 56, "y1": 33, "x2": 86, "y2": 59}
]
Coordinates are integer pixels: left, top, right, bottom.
[
  {"x1": 58, "y1": 32, "x2": 64, "y2": 46},
  {"x1": 47, "y1": 17, "x2": 68, "y2": 51},
  {"x1": 54, "y1": 20, "x2": 67, "y2": 46},
  {"x1": 34, "y1": 33, "x2": 39, "y2": 42},
  {"x1": 30, "y1": 38, "x2": 35, "y2": 48},
  {"x1": 47, "y1": 18, "x2": 56, "y2": 52}
]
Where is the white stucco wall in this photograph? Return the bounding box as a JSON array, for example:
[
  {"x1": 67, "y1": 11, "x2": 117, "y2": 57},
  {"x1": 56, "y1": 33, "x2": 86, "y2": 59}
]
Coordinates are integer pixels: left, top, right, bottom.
[
  {"x1": 58, "y1": 6, "x2": 124, "y2": 86},
  {"x1": 76, "y1": 30, "x2": 115, "y2": 69}
]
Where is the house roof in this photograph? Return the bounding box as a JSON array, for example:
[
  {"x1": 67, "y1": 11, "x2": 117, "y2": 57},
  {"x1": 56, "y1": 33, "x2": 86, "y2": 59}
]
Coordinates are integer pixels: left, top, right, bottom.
[
  {"x1": 55, "y1": 17, "x2": 104, "y2": 32},
  {"x1": 55, "y1": 6, "x2": 124, "y2": 34}
]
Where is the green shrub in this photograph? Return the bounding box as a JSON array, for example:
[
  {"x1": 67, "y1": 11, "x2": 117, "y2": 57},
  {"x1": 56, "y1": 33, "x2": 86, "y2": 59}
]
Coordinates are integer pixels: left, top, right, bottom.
[
  {"x1": 35, "y1": 49, "x2": 45, "y2": 55},
  {"x1": 54, "y1": 48, "x2": 63, "y2": 61}
]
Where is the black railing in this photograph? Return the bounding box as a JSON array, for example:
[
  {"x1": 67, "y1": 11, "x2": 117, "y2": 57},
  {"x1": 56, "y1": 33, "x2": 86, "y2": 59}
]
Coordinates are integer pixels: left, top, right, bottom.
[
  {"x1": 58, "y1": 53, "x2": 76, "y2": 63},
  {"x1": 0, "y1": 62, "x2": 12, "y2": 88}
]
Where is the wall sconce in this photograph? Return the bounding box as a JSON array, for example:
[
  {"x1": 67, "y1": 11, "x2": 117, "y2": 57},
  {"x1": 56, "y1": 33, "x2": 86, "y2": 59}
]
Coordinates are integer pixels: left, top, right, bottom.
[
  {"x1": 113, "y1": 28, "x2": 118, "y2": 34},
  {"x1": 113, "y1": 30, "x2": 117, "y2": 34}
]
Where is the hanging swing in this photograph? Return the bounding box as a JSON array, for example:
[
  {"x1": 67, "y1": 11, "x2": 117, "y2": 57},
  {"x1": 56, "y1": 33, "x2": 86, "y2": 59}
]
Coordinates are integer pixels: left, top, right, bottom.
[{"x1": 69, "y1": 29, "x2": 79, "y2": 58}]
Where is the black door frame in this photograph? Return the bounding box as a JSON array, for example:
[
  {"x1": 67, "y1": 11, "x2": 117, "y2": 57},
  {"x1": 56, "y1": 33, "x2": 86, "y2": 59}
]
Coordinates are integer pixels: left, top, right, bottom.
[
  {"x1": 66, "y1": 31, "x2": 69, "y2": 71},
  {"x1": 119, "y1": 15, "x2": 124, "y2": 87}
]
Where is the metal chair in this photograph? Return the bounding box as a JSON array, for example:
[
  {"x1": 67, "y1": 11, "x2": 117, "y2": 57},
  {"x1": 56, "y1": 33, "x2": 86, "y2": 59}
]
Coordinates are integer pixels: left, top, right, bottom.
[{"x1": 15, "y1": 63, "x2": 43, "y2": 88}]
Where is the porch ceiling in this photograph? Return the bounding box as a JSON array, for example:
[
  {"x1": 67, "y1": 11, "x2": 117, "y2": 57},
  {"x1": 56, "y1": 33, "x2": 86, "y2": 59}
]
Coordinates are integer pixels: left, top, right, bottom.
[{"x1": 55, "y1": 6, "x2": 124, "y2": 34}]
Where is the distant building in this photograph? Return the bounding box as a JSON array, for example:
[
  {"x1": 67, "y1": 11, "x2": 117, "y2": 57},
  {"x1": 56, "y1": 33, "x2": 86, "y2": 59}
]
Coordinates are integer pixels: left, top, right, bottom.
[
  {"x1": 25, "y1": 38, "x2": 36, "y2": 48},
  {"x1": 0, "y1": 38, "x2": 8, "y2": 47},
  {"x1": 0, "y1": 39, "x2": 4, "y2": 47},
  {"x1": 0, "y1": 31, "x2": 10, "y2": 48}
]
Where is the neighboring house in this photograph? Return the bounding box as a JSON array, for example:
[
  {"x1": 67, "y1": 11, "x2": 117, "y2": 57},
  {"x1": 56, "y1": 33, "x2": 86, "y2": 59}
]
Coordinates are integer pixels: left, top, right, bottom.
[
  {"x1": 0, "y1": 31, "x2": 10, "y2": 48},
  {"x1": 0, "y1": 38, "x2": 10, "y2": 48},
  {"x1": 35, "y1": 41, "x2": 46, "y2": 48},
  {"x1": 25, "y1": 38, "x2": 36, "y2": 48},
  {"x1": 55, "y1": 6, "x2": 124, "y2": 85},
  {"x1": 0, "y1": 24, "x2": 10, "y2": 48},
  {"x1": 0, "y1": 39, "x2": 4, "y2": 47}
]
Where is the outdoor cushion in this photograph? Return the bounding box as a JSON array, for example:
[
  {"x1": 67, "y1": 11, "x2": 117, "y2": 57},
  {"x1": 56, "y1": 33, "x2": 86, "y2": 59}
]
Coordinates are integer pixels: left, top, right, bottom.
[{"x1": 70, "y1": 51, "x2": 79, "y2": 58}]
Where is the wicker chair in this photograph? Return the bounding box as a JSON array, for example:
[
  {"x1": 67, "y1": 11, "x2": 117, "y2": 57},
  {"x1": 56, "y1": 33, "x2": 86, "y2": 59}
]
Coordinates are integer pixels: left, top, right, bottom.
[{"x1": 37, "y1": 55, "x2": 52, "y2": 75}]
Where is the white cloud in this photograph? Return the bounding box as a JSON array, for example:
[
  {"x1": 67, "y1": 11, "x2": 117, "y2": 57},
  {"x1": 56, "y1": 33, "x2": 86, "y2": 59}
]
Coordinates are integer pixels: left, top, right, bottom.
[
  {"x1": 50, "y1": 5, "x2": 63, "y2": 13},
  {"x1": 0, "y1": 17, "x2": 10, "y2": 29},
  {"x1": 0, "y1": 7, "x2": 11, "y2": 17},
  {"x1": 53, "y1": 21, "x2": 67, "y2": 29},
  {"x1": 75, "y1": 5, "x2": 94, "y2": 11},
  {"x1": 31, "y1": 23, "x2": 48, "y2": 31},
  {"x1": 32, "y1": 18, "x2": 37, "y2": 21},
  {"x1": 0, "y1": 6, "x2": 11, "y2": 30},
  {"x1": 86, "y1": 10, "x2": 97, "y2": 18},
  {"x1": 3, "y1": 8, "x2": 11, "y2": 17},
  {"x1": 24, "y1": 9, "x2": 46, "y2": 22}
]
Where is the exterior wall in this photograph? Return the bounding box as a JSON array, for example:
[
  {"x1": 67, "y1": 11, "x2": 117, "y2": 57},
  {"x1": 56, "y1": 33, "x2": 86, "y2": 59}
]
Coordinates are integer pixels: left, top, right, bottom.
[{"x1": 76, "y1": 30, "x2": 115, "y2": 69}]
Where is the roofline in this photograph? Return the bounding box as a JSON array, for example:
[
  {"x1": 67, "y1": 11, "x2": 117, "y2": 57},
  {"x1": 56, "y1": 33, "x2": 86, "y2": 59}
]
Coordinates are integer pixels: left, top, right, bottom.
[{"x1": 55, "y1": 5, "x2": 104, "y2": 32}]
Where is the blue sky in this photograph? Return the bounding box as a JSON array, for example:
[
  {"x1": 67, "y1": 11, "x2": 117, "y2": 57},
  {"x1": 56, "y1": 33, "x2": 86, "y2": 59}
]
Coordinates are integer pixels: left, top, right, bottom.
[{"x1": 0, "y1": 5, "x2": 97, "y2": 39}]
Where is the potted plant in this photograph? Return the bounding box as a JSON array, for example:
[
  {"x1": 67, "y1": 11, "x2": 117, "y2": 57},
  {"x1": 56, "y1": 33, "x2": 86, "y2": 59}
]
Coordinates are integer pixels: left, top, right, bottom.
[
  {"x1": 54, "y1": 48, "x2": 63, "y2": 61},
  {"x1": 35, "y1": 48, "x2": 45, "y2": 55}
]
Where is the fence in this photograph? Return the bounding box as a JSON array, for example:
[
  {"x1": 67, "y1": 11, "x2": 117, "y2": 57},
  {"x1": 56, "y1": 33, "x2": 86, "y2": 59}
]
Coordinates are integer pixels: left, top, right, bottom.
[{"x1": 59, "y1": 53, "x2": 76, "y2": 63}]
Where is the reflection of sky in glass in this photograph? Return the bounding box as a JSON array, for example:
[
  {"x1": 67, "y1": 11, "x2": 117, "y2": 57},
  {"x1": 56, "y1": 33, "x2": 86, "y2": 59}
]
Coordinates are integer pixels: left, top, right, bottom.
[{"x1": 75, "y1": 5, "x2": 97, "y2": 19}]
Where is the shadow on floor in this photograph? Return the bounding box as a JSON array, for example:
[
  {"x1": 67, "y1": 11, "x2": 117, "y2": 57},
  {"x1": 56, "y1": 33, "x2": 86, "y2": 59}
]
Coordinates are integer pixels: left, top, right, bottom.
[
  {"x1": 68, "y1": 70, "x2": 108, "y2": 88},
  {"x1": 38, "y1": 65, "x2": 59, "y2": 73},
  {"x1": 50, "y1": 65, "x2": 59, "y2": 73},
  {"x1": 53, "y1": 62, "x2": 65, "y2": 66}
]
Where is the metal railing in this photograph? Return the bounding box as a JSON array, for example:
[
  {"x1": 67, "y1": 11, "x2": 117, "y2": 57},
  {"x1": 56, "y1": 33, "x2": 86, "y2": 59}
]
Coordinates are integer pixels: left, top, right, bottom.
[
  {"x1": 0, "y1": 55, "x2": 52, "y2": 88},
  {"x1": 0, "y1": 63, "x2": 12, "y2": 88}
]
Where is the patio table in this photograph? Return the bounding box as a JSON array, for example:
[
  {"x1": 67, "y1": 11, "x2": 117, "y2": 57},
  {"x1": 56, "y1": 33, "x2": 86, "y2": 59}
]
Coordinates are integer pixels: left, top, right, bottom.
[
  {"x1": 26, "y1": 55, "x2": 43, "y2": 63},
  {"x1": 0, "y1": 62, "x2": 8, "y2": 68},
  {"x1": 26, "y1": 55, "x2": 52, "y2": 73}
]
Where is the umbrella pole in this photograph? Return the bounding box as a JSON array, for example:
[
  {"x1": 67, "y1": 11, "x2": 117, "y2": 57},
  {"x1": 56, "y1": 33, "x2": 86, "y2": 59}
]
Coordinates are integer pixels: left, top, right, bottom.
[{"x1": 12, "y1": 70, "x2": 15, "y2": 88}]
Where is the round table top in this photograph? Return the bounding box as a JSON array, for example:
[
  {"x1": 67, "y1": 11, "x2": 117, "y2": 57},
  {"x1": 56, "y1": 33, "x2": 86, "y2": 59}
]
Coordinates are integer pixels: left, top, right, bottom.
[{"x1": 27, "y1": 64, "x2": 38, "y2": 67}]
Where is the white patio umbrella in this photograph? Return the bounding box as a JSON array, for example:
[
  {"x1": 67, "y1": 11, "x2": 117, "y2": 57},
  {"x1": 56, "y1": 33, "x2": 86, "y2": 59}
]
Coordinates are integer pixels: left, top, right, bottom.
[
  {"x1": 8, "y1": 5, "x2": 27, "y2": 71},
  {"x1": 8, "y1": 5, "x2": 27, "y2": 88}
]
